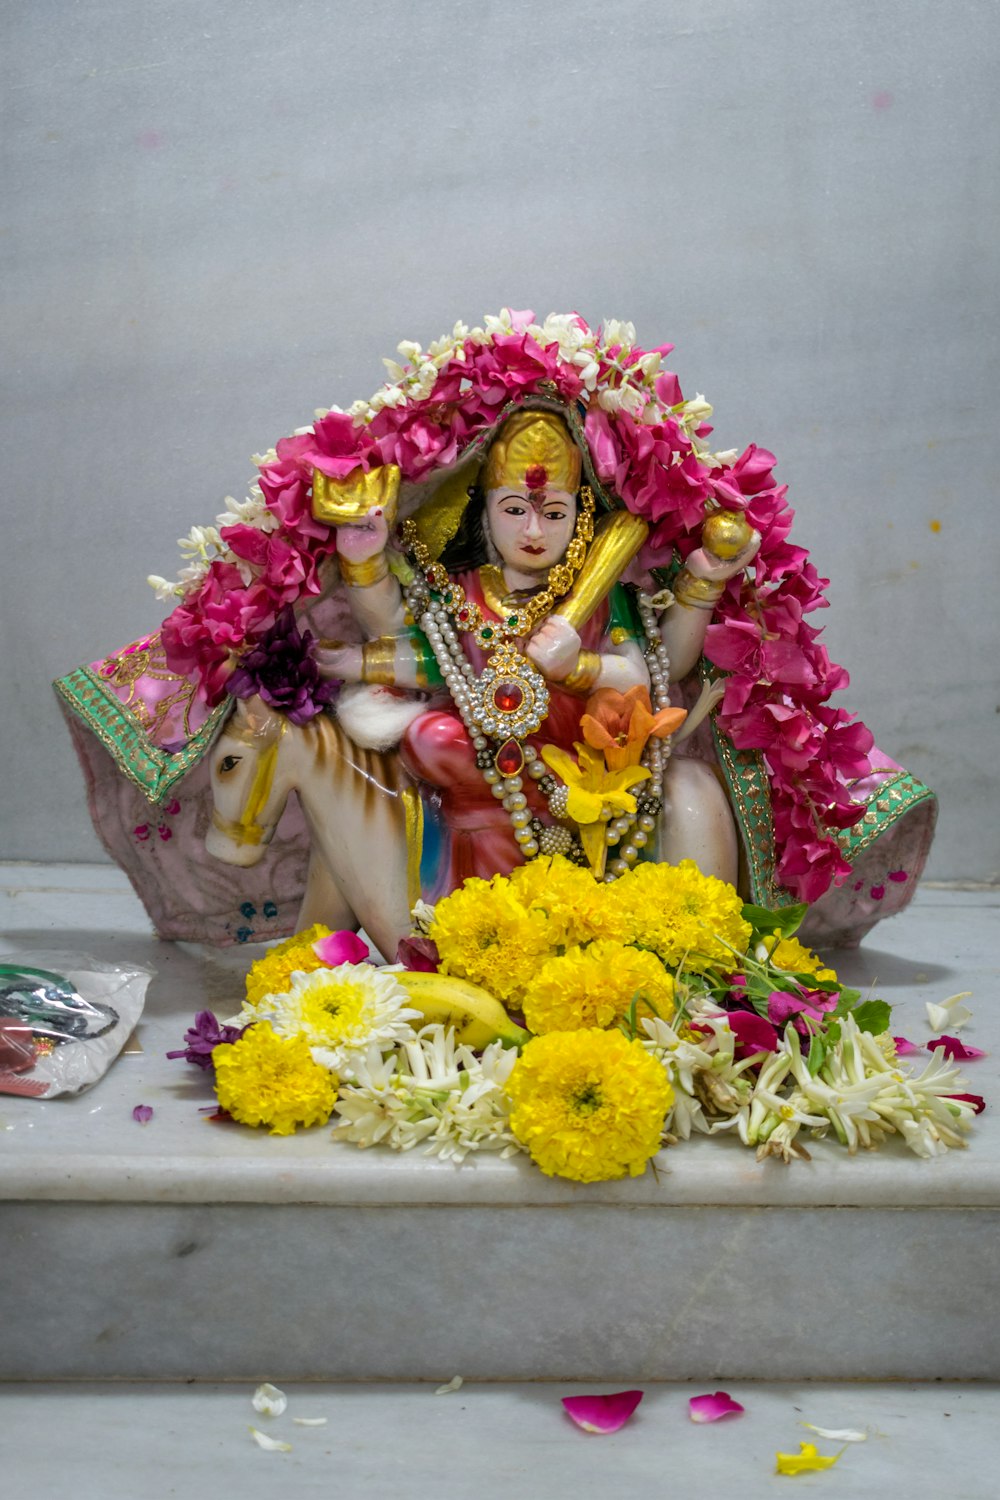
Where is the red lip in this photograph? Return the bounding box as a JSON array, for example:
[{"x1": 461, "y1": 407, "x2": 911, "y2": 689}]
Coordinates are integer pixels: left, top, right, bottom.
[{"x1": 521, "y1": 545, "x2": 546, "y2": 555}]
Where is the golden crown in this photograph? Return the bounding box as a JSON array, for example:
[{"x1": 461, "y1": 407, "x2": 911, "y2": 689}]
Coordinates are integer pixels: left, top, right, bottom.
[{"x1": 483, "y1": 410, "x2": 582, "y2": 494}]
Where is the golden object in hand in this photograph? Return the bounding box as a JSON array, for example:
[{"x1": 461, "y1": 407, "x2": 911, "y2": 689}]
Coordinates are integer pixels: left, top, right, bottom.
[
  {"x1": 312, "y1": 464, "x2": 401, "y2": 528},
  {"x1": 557, "y1": 510, "x2": 649, "y2": 632},
  {"x1": 702, "y1": 508, "x2": 754, "y2": 560}
]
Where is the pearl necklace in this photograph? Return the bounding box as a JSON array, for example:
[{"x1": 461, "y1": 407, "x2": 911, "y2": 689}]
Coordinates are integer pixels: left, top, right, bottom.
[{"x1": 404, "y1": 565, "x2": 674, "y2": 881}]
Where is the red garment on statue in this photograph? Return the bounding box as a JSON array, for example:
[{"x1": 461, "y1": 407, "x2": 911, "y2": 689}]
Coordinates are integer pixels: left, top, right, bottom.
[{"x1": 400, "y1": 570, "x2": 613, "y2": 898}]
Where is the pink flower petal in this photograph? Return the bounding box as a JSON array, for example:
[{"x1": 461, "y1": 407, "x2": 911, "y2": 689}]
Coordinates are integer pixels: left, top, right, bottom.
[
  {"x1": 928, "y1": 1035, "x2": 986, "y2": 1061},
  {"x1": 947, "y1": 1093, "x2": 986, "y2": 1115},
  {"x1": 132, "y1": 1104, "x2": 154, "y2": 1124},
  {"x1": 892, "y1": 1036, "x2": 922, "y2": 1055},
  {"x1": 689, "y1": 1391, "x2": 745, "y2": 1423},
  {"x1": 561, "y1": 1390, "x2": 644, "y2": 1434},
  {"x1": 312, "y1": 930, "x2": 370, "y2": 966}
]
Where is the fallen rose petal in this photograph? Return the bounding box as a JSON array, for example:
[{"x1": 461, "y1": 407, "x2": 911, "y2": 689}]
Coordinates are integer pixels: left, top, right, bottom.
[
  {"x1": 252, "y1": 1382, "x2": 288, "y2": 1416},
  {"x1": 562, "y1": 1390, "x2": 644, "y2": 1434},
  {"x1": 434, "y1": 1376, "x2": 464, "y2": 1395},
  {"x1": 292, "y1": 1417, "x2": 328, "y2": 1426},
  {"x1": 249, "y1": 1427, "x2": 292, "y2": 1452},
  {"x1": 689, "y1": 1391, "x2": 745, "y2": 1423},
  {"x1": 801, "y1": 1421, "x2": 868, "y2": 1442},
  {"x1": 947, "y1": 1093, "x2": 986, "y2": 1115},
  {"x1": 313, "y1": 930, "x2": 370, "y2": 967},
  {"x1": 775, "y1": 1441, "x2": 841, "y2": 1475},
  {"x1": 928, "y1": 1036, "x2": 986, "y2": 1061},
  {"x1": 892, "y1": 1036, "x2": 922, "y2": 1056},
  {"x1": 132, "y1": 1104, "x2": 153, "y2": 1124},
  {"x1": 727, "y1": 1012, "x2": 779, "y2": 1056}
]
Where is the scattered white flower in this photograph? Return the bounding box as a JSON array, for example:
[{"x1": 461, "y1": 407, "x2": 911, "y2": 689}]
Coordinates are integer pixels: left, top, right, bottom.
[
  {"x1": 434, "y1": 1376, "x2": 464, "y2": 1395},
  {"x1": 801, "y1": 1422, "x2": 868, "y2": 1442},
  {"x1": 252, "y1": 1382, "x2": 288, "y2": 1416},
  {"x1": 249, "y1": 1427, "x2": 292, "y2": 1452},
  {"x1": 926, "y1": 992, "x2": 973, "y2": 1032},
  {"x1": 292, "y1": 1417, "x2": 328, "y2": 1427}
]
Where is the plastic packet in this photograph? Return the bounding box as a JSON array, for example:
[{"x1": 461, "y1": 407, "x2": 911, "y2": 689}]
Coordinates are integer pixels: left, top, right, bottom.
[{"x1": 0, "y1": 950, "x2": 152, "y2": 1097}]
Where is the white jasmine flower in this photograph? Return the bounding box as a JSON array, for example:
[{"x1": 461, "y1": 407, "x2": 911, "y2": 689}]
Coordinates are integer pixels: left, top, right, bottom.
[
  {"x1": 382, "y1": 358, "x2": 406, "y2": 381},
  {"x1": 397, "y1": 339, "x2": 423, "y2": 363},
  {"x1": 252, "y1": 447, "x2": 278, "y2": 468},
  {"x1": 249, "y1": 1427, "x2": 291, "y2": 1452},
  {"x1": 147, "y1": 574, "x2": 181, "y2": 601},
  {"x1": 177, "y1": 523, "x2": 221, "y2": 561},
  {"x1": 601, "y1": 318, "x2": 636, "y2": 349},
  {"x1": 682, "y1": 394, "x2": 714, "y2": 425},
  {"x1": 926, "y1": 991, "x2": 973, "y2": 1032},
  {"x1": 252, "y1": 1382, "x2": 287, "y2": 1416}
]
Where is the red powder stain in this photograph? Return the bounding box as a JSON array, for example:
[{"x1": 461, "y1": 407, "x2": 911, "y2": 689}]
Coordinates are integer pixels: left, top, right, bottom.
[
  {"x1": 137, "y1": 128, "x2": 165, "y2": 150},
  {"x1": 872, "y1": 90, "x2": 894, "y2": 111}
]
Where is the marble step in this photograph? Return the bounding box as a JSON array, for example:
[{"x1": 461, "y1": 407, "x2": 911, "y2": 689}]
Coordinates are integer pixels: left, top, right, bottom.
[
  {"x1": 2, "y1": 866, "x2": 997, "y2": 1382},
  {"x1": 4, "y1": 1381, "x2": 999, "y2": 1500}
]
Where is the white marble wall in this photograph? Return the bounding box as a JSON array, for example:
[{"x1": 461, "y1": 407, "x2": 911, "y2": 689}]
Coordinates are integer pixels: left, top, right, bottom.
[{"x1": 3, "y1": 1, "x2": 999, "y2": 877}]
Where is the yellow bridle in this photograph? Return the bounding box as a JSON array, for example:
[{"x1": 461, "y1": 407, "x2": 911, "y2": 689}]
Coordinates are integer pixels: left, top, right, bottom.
[{"x1": 210, "y1": 721, "x2": 287, "y2": 846}]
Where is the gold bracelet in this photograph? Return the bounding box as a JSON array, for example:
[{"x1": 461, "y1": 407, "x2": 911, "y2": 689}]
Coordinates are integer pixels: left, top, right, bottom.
[
  {"x1": 361, "y1": 639, "x2": 397, "y2": 686},
  {"x1": 339, "y1": 551, "x2": 390, "y2": 588},
  {"x1": 672, "y1": 568, "x2": 724, "y2": 611},
  {"x1": 561, "y1": 649, "x2": 603, "y2": 694}
]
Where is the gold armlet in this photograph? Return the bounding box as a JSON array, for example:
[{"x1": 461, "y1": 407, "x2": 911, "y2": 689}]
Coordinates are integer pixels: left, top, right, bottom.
[
  {"x1": 673, "y1": 568, "x2": 724, "y2": 611},
  {"x1": 339, "y1": 551, "x2": 390, "y2": 588},
  {"x1": 561, "y1": 650, "x2": 603, "y2": 694},
  {"x1": 361, "y1": 639, "x2": 398, "y2": 685}
]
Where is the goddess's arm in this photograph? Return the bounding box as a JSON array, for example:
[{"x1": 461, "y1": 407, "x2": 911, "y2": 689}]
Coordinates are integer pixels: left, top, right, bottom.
[{"x1": 658, "y1": 519, "x2": 761, "y2": 681}]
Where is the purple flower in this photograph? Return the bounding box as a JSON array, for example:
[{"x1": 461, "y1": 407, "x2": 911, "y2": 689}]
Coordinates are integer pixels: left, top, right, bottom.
[
  {"x1": 227, "y1": 606, "x2": 339, "y2": 725},
  {"x1": 132, "y1": 1104, "x2": 154, "y2": 1124},
  {"x1": 166, "y1": 1010, "x2": 246, "y2": 1071}
]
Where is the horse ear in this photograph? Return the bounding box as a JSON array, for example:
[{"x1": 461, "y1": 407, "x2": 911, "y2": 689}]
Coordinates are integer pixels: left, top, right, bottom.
[{"x1": 233, "y1": 693, "x2": 281, "y2": 740}]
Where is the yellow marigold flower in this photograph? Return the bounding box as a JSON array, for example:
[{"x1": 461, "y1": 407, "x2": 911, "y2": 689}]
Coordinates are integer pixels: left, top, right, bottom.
[
  {"x1": 507, "y1": 855, "x2": 608, "y2": 946},
  {"x1": 245, "y1": 924, "x2": 333, "y2": 1004},
  {"x1": 212, "y1": 1023, "x2": 338, "y2": 1136},
  {"x1": 765, "y1": 935, "x2": 838, "y2": 985},
  {"x1": 430, "y1": 877, "x2": 551, "y2": 1004},
  {"x1": 505, "y1": 1029, "x2": 673, "y2": 1182},
  {"x1": 606, "y1": 859, "x2": 751, "y2": 972},
  {"x1": 523, "y1": 941, "x2": 675, "y2": 1035}
]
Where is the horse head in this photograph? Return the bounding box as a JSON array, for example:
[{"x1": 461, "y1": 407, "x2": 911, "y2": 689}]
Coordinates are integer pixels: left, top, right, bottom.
[{"x1": 205, "y1": 695, "x2": 291, "y2": 867}]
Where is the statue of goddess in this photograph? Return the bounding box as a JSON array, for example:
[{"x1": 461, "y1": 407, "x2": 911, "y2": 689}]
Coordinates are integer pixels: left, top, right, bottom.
[
  {"x1": 53, "y1": 311, "x2": 937, "y2": 950},
  {"x1": 314, "y1": 407, "x2": 755, "y2": 902}
]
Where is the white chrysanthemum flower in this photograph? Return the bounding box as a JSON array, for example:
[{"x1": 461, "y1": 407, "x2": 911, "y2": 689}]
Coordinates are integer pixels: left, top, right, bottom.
[
  {"x1": 235, "y1": 964, "x2": 417, "y2": 1078},
  {"x1": 333, "y1": 1028, "x2": 521, "y2": 1161}
]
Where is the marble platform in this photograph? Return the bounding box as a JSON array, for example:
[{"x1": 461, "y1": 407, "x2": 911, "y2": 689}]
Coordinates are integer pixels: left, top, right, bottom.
[{"x1": 1, "y1": 864, "x2": 998, "y2": 1382}]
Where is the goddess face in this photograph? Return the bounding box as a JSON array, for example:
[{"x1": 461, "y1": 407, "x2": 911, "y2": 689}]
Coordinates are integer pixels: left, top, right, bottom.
[{"x1": 485, "y1": 487, "x2": 576, "y2": 577}]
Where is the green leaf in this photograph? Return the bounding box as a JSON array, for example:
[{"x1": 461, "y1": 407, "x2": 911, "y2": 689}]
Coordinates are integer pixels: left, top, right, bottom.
[
  {"x1": 851, "y1": 999, "x2": 893, "y2": 1036},
  {"x1": 740, "y1": 902, "x2": 808, "y2": 940}
]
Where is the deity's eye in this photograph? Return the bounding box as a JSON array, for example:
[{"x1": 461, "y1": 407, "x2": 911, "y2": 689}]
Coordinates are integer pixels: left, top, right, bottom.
[{"x1": 218, "y1": 754, "x2": 241, "y2": 774}]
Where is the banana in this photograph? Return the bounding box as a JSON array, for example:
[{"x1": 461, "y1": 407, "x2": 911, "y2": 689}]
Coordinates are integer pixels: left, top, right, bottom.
[{"x1": 395, "y1": 969, "x2": 530, "y2": 1051}]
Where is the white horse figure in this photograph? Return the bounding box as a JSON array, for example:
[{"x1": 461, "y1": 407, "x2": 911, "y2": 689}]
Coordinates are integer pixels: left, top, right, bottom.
[{"x1": 206, "y1": 692, "x2": 419, "y2": 959}]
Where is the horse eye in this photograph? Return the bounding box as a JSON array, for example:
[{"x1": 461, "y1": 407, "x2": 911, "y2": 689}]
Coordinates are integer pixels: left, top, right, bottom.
[{"x1": 218, "y1": 754, "x2": 241, "y2": 774}]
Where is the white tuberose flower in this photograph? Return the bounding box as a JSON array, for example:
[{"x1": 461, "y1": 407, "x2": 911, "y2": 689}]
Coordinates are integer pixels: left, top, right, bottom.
[{"x1": 333, "y1": 1027, "x2": 521, "y2": 1161}]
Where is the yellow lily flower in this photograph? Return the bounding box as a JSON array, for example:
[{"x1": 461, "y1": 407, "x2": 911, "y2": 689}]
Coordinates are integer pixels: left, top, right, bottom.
[
  {"x1": 775, "y1": 1442, "x2": 843, "y2": 1476},
  {"x1": 541, "y1": 742, "x2": 650, "y2": 878}
]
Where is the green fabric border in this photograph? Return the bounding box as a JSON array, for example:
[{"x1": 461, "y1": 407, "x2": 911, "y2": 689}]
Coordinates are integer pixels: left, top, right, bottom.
[
  {"x1": 832, "y1": 771, "x2": 937, "y2": 860},
  {"x1": 53, "y1": 666, "x2": 229, "y2": 806}
]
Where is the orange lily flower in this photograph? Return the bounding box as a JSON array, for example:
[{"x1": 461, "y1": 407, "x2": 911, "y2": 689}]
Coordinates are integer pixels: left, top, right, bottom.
[{"x1": 580, "y1": 686, "x2": 688, "y2": 773}]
